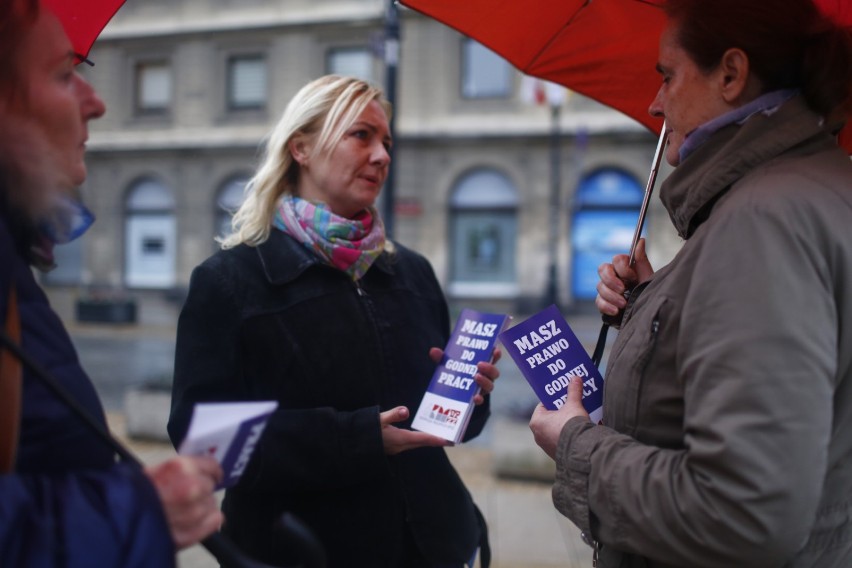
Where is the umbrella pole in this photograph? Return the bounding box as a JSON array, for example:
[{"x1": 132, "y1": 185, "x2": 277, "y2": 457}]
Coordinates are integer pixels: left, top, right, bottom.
[
  {"x1": 0, "y1": 329, "x2": 326, "y2": 568},
  {"x1": 626, "y1": 121, "x2": 668, "y2": 266},
  {"x1": 591, "y1": 122, "x2": 668, "y2": 368}
]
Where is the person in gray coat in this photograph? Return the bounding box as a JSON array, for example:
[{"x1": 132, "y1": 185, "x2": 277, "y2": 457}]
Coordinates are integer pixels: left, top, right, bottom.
[{"x1": 529, "y1": 1, "x2": 852, "y2": 567}]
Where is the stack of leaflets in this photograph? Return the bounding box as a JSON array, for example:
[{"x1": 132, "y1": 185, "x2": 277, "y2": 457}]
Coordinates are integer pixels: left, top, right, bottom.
[
  {"x1": 411, "y1": 308, "x2": 510, "y2": 443},
  {"x1": 498, "y1": 304, "x2": 604, "y2": 423},
  {"x1": 178, "y1": 400, "x2": 278, "y2": 489}
]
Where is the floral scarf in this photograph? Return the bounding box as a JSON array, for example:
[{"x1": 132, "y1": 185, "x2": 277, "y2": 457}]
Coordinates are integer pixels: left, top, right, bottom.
[{"x1": 272, "y1": 195, "x2": 385, "y2": 281}]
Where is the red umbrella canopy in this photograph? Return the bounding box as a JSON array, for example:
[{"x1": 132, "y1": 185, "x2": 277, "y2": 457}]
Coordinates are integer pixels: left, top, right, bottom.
[
  {"x1": 42, "y1": 0, "x2": 126, "y2": 61},
  {"x1": 812, "y1": 0, "x2": 852, "y2": 151},
  {"x1": 401, "y1": 0, "x2": 852, "y2": 154},
  {"x1": 814, "y1": 0, "x2": 852, "y2": 26},
  {"x1": 401, "y1": 0, "x2": 666, "y2": 135}
]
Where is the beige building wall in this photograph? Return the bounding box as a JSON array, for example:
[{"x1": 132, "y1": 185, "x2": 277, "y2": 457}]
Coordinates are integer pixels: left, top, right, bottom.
[{"x1": 45, "y1": 0, "x2": 681, "y2": 320}]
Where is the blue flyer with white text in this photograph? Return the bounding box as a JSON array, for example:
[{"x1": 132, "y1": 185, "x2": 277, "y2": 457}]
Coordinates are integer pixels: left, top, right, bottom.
[
  {"x1": 178, "y1": 400, "x2": 278, "y2": 489},
  {"x1": 498, "y1": 304, "x2": 603, "y2": 423},
  {"x1": 412, "y1": 308, "x2": 510, "y2": 443}
]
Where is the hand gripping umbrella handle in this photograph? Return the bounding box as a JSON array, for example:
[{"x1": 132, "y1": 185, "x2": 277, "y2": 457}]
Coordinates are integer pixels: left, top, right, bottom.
[
  {"x1": 0, "y1": 329, "x2": 326, "y2": 568},
  {"x1": 592, "y1": 122, "x2": 668, "y2": 367}
]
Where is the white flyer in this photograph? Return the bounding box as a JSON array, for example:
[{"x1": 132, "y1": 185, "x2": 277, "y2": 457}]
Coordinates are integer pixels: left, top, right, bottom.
[{"x1": 177, "y1": 401, "x2": 278, "y2": 489}]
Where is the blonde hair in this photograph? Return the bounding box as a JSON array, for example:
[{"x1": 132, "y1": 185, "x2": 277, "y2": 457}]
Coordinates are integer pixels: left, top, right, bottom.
[{"x1": 219, "y1": 75, "x2": 392, "y2": 249}]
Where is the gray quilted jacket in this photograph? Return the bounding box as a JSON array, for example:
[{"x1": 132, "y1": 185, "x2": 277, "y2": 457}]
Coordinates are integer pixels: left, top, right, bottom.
[{"x1": 554, "y1": 96, "x2": 852, "y2": 568}]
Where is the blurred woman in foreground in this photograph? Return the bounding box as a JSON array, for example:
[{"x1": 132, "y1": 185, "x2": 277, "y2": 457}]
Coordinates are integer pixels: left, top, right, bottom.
[{"x1": 0, "y1": 1, "x2": 222, "y2": 565}]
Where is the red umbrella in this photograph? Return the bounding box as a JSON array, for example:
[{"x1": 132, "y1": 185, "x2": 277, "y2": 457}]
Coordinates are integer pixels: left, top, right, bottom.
[
  {"x1": 400, "y1": 0, "x2": 852, "y2": 153},
  {"x1": 813, "y1": 0, "x2": 852, "y2": 151},
  {"x1": 815, "y1": 0, "x2": 852, "y2": 27},
  {"x1": 43, "y1": 0, "x2": 126, "y2": 61}
]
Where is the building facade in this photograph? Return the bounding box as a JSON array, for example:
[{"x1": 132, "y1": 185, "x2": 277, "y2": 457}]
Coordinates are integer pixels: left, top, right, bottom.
[{"x1": 45, "y1": 0, "x2": 681, "y2": 321}]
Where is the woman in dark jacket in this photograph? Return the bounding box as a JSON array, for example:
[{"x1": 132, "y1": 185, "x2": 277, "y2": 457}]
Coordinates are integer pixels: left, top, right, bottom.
[
  {"x1": 0, "y1": 1, "x2": 223, "y2": 566},
  {"x1": 168, "y1": 75, "x2": 498, "y2": 568}
]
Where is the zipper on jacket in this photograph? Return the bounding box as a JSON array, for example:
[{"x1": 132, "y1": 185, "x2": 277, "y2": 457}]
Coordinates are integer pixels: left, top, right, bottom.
[
  {"x1": 349, "y1": 276, "x2": 391, "y2": 404},
  {"x1": 581, "y1": 531, "x2": 601, "y2": 566},
  {"x1": 353, "y1": 279, "x2": 366, "y2": 297},
  {"x1": 630, "y1": 316, "x2": 661, "y2": 438},
  {"x1": 640, "y1": 318, "x2": 660, "y2": 373}
]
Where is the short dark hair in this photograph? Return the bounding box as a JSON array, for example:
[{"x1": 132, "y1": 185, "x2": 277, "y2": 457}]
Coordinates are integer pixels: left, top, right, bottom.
[{"x1": 663, "y1": 0, "x2": 852, "y2": 120}]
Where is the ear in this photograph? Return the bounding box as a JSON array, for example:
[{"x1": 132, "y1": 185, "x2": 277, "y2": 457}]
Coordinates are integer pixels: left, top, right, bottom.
[
  {"x1": 718, "y1": 48, "x2": 755, "y2": 104},
  {"x1": 288, "y1": 134, "x2": 312, "y2": 166}
]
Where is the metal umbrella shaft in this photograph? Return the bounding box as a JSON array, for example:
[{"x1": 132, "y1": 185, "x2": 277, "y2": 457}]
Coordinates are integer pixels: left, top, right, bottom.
[
  {"x1": 626, "y1": 121, "x2": 668, "y2": 267},
  {"x1": 591, "y1": 122, "x2": 668, "y2": 368},
  {"x1": 0, "y1": 329, "x2": 325, "y2": 568}
]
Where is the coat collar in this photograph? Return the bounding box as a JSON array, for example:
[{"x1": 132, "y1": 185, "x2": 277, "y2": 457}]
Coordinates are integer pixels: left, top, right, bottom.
[
  {"x1": 255, "y1": 229, "x2": 396, "y2": 285},
  {"x1": 660, "y1": 95, "x2": 836, "y2": 239}
]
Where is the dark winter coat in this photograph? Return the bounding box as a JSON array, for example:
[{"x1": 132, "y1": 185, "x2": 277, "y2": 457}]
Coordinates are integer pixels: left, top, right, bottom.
[
  {"x1": 0, "y1": 203, "x2": 175, "y2": 567},
  {"x1": 168, "y1": 230, "x2": 489, "y2": 567}
]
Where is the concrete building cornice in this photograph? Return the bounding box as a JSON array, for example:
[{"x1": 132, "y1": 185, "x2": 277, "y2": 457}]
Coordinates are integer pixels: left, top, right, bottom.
[
  {"x1": 88, "y1": 112, "x2": 649, "y2": 153},
  {"x1": 98, "y1": 2, "x2": 386, "y2": 41},
  {"x1": 400, "y1": 112, "x2": 646, "y2": 139},
  {"x1": 87, "y1": 125, "x2": 266, "y2": 153}
]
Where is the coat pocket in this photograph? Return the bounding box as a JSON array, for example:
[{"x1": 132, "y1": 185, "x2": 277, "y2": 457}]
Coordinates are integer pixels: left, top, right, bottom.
[
  {"x1": 621, "y1": 292, "x2": 669, "y2": 372},
  {"x1": 607, "y1": 293, "x2": 674, "y2": 436}
]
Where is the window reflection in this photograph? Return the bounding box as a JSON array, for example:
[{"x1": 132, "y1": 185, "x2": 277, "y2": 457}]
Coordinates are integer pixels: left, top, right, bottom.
[
  {"x1": 571, "y1": 169, "x2": 643, "y2": 300},
  {"x1": 461, "y1": 39, "x2": 511, "y2": 99},
  {"x1": 227, "y1": 55, "x2": 267, "y2": 110}
]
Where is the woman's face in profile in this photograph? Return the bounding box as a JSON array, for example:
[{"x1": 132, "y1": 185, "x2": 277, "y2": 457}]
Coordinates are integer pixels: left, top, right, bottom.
[
  {"x1": 648, "y1": 21, "x2": 731, "y2": 166},
  {"x1": 0, "y1": 8, "x2": 105, "y2": 214}
]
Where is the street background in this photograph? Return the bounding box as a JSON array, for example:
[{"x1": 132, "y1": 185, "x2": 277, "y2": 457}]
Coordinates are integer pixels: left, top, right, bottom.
[{"x1": 63, "y1": 297, "x2": 613, "y2": 568}]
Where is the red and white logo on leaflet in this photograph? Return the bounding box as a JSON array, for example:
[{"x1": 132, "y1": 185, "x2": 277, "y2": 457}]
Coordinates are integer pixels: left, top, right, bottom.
[{"x1": 429, "y1": 404, "x2": 461, "y2": 425}]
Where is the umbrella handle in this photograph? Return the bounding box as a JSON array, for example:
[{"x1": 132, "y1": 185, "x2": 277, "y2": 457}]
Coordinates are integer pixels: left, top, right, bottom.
[{"x1": 0, "y1": 329, "x2": 325, "y2": 568}]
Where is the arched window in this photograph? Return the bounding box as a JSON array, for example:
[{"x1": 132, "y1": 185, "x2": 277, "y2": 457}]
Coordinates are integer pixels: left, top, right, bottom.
[
  {"x1": 124, "y1": 178, "x2": 176, "y2": 288},
  {"x1": 215, "y1": 174, "x2": 249, "y2": 240},
  {"x1": 449, "y1": 169, "x2": 518, "y2": 296},
  {"x1": 570, "y1": 169, "x2": 643, "y2": 300}
]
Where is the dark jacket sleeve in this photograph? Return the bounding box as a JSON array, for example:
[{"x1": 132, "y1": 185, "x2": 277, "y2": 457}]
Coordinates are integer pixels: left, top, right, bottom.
[
  {"x1": 0, "y1": 463, "x2": 175, "y2": 567},
  {"x1": 0, "y1": 217, "x2": 176, "y2": 568},
  {"x1": 168, "y1": 261, "x2": 389, "y2": 492}
]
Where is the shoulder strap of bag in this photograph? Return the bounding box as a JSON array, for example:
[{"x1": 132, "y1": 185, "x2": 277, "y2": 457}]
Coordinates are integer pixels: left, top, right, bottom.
[{"x1": 0, "y1": 285, "x2": 22, "y2": 473}]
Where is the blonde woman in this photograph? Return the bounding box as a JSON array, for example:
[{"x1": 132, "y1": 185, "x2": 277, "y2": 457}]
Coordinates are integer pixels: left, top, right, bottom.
[{"x1": 168, "y1": 75, "x2": 497, "y2": 568}]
